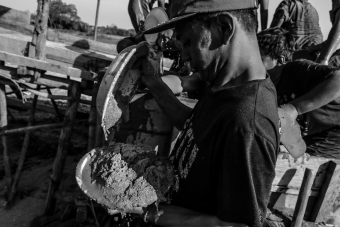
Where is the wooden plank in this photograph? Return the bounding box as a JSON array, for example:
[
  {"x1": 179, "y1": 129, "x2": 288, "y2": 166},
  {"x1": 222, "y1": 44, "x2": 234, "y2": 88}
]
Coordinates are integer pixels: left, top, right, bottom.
[
  {"x1": 0, "y1": 51, "x2": 97, "y2": 81},
  {"x1": 309, "y1": 161, "x2": 340, "y2": 224},
  {"x1": 291, "y1": 168, "x2": 314, "y2": 227},
  {"x1": 273, "y1": 153, "x2": 336, "y2": 191},
  {"x1": 0, "y1": 35, "x2": 113, "y2": 71}
]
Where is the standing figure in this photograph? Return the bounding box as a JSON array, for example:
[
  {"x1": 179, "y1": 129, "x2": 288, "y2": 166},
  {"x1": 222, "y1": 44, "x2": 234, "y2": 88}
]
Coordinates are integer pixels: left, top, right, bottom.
[
  {"x1": 270, "y1": 0, "x2": 322, "y2": 50},
  {"x1": 315, "y1": 0, "x2": 340, "y2": 65},
  {"x1": 128, "y1": 0, "x2": 165, "y2": 33}
]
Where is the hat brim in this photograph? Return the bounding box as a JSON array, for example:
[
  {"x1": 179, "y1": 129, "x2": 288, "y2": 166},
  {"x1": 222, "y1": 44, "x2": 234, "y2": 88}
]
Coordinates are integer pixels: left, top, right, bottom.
[{"x1": 143, "y1": 13, "x2": 197, "y2": 34}]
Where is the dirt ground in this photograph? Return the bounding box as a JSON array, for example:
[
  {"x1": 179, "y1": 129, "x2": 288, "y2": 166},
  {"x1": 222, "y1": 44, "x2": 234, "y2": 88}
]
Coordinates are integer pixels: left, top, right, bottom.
[{"x1": 0, "y1": 93, "x2": 91, "y2": 227}]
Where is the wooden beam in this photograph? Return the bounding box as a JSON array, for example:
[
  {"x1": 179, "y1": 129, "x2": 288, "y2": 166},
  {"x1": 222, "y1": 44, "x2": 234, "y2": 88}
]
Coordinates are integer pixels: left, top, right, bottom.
[
  {"x1": 0, "y1": 35, "x2": 113, "y2": 71},
  {"x1": 309, "y1": 161, "x2": 340, "y2": 224},
  {"x1": 291, "y1": 168, "x2": 314, "y2": 227},
  {"x1": 0, "y1": 120, "x2": 87, "y2": 136},
  {"x1": 0, "y1": 83, "x2": 13, "y2": 199},
  {"x1": 0, "y1": 51, "x2": 97, "y2": 81}
]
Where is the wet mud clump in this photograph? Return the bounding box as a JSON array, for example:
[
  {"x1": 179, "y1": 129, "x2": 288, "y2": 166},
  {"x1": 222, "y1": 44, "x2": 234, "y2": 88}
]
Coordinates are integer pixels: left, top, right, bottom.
[{"x1": 90, "y1": 142, "x2": 174, "y2": 213}]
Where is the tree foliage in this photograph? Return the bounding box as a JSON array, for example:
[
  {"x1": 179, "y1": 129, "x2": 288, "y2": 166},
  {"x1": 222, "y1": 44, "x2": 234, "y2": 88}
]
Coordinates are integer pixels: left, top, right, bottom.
[
  {"x1": 31, "y1": 0, "x2": 135, "y2": 37},
  {"x1": 48, "y1": 0, "x2": 88, "y2": 32}
]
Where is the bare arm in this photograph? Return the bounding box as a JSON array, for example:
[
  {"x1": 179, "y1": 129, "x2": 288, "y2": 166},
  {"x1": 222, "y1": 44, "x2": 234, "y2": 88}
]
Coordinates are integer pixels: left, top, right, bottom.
[
  {"x1": 259, "y1": 0, "x2": 269, "y2": 31},
  {"x1": 290, "y1": 70, "x2": 340, "y2": 114},
  {"x1": 316, "y1": 11, "x2": 340, "y2": 65},
  {"x1": 135, "y1": 43, "x2": 192, "y2": 130},
  {"x1": 161, "y1": 72, "x2": 204, "y2": 94},
  {"x1": 270, "y1": 8, "x2": 285, "y2": 28},
  {"x1": 157, "y1": 0, "x2": 165, "y2": 9},
  {"x1": 146, "y1": 77, "x2": 192, "y2": 130},
  {"x1": 146, "y1": 204, "x2": 247, "y2": 227}
]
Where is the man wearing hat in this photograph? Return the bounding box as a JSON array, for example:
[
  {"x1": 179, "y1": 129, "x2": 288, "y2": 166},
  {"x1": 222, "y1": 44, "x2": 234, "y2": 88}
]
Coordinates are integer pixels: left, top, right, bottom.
[{"x1": 135, "y1": 0, "x2": 280, "y2": 226}]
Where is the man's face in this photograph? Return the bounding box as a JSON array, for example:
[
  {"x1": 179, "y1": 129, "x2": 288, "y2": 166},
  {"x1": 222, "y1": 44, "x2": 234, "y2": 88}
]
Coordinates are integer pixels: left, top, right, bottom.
[{"x1": 175, "y1": 21, "x2": 221, "y2": 83}]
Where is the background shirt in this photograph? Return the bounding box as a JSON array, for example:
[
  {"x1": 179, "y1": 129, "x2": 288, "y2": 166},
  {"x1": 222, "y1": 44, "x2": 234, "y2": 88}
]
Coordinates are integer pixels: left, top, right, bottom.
[
  {"x1": 276, "y1": 60, "x2": 340, "y2": 158},
  {"x1": 274, "y1": 0, "x2": 323, "y2": 49},
  {"x1": 170, "y1": 77, "x2": 280, "y2": 227}
]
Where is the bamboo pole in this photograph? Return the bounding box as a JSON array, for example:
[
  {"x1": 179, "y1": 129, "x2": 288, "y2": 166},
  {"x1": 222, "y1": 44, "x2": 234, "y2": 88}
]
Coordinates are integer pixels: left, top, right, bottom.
[
  {"x1": 7, "y1": 86, "x2": 40, "y2": 207},
  {"x1": 44, "y1": 81, "x2": 82, "y2": 215},
  {"x1": 0, "y1": 84, "x2": 12, "y2": 198}
]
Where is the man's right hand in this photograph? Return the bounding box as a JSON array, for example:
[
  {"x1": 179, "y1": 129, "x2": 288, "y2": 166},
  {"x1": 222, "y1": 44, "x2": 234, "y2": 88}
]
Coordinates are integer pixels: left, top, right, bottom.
[{"x1": 134, "y1": 42, "x2": 163, "y2": 89}]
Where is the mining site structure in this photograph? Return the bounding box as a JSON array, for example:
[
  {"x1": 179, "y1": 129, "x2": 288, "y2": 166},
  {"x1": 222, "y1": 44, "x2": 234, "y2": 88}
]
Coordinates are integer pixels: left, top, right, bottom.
[{"x1": 0, "y1": 0, "x2": 113, "y2": 212}]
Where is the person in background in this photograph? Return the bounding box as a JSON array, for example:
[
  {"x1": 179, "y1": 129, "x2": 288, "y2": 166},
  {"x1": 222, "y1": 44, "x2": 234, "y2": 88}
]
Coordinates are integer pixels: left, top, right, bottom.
[
  {"x1": 270, "y1": 0, "x2": 322, "y2": 50},
  {"x1": 258, "y1": 0, "x2": 270, "y2": 31},
  {"x1": 314, "y1": 0, "x2": 340, "y2": 65},
  {"x1": 128, "y1": 0, "x2": 165, "y2": 34},
  {"x1": 258, "y1": 27, "x2": 340, "y2": 159}
]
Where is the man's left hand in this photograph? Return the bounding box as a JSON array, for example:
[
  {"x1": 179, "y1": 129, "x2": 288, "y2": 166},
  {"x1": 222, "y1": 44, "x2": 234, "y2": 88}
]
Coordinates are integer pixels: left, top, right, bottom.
[{"x1": 279, "y1": 103, "x2": 298, "y2": 121}]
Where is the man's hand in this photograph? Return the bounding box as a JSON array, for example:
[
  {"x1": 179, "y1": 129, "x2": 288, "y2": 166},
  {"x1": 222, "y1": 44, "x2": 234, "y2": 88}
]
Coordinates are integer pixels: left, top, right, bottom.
[
  {"x1": 278, "y1": 105, "x2": 306, "y2": 159},
  {"x1": 134, "y1": 42, "x2": 163, "y2": 89},
  {"x1": 280, "y1": 103, "x2": 298, "y2": 122}
]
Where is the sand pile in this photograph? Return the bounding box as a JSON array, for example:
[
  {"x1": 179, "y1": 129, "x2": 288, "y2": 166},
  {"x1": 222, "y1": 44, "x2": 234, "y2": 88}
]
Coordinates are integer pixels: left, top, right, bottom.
[{"x1": 90, "y1": 142, "x2": 174, "y2": 213}]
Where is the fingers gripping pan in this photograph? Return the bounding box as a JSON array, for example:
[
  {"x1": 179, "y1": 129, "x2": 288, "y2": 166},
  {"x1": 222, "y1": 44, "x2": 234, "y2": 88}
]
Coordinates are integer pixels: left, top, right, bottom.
[{"x1": 97, "y1": 43, "x2": 145, "y2": 140}]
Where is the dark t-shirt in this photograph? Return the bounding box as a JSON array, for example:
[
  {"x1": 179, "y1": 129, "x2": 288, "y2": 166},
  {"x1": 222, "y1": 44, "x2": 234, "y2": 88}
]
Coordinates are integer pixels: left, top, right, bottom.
[
  {"x1": 169, "y1": 77, "x2": 280, "y2": 227},
  {"x1": 276, "y1": 60, "x2": 340, "y2": 158}
]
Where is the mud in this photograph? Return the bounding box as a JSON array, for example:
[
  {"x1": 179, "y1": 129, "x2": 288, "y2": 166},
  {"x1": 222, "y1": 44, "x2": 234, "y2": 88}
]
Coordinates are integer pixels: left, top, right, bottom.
[{"x1": 90, "y1": 142, "x2": 174, "y2": 213}]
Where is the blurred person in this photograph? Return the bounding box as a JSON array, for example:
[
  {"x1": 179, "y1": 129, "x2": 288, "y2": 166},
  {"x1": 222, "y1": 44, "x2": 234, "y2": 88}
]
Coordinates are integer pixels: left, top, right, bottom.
[
  {"x1": 270, "y1": 0, "x2": 322, "y2": 50},
  {"x1": 314, "y1": 0, "x2": 340, "y2": 65},
  {"x1": 128, "y1": 0, "x2": 165, "y2": 34},
  {"x1": 258, "y1": 27, "x2": 340, "y2": 159}
]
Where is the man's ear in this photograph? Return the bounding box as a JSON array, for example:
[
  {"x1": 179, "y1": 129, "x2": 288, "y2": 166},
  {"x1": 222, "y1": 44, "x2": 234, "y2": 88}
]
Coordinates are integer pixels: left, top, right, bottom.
[{"x1": 216, "y1": 13, "x2": 235, "y2": 45}]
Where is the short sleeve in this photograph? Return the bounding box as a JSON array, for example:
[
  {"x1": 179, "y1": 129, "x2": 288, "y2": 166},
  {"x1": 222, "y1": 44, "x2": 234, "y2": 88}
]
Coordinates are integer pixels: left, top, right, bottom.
[
  {"x1": 274, "y1": 1, "x2": 290, "y2": 21},
  {"x1": 216, "y1": 132, "x2": 277, "y2": 227},
  {"x1": 285, "y1": 60, "x2": 338, "y2": 93}
]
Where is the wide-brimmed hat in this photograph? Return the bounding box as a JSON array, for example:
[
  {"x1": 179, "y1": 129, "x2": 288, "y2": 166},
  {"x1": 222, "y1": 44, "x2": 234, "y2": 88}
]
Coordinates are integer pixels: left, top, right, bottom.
[{"x1": 144, "y1": 0, "x2": 258, "y2": 34}]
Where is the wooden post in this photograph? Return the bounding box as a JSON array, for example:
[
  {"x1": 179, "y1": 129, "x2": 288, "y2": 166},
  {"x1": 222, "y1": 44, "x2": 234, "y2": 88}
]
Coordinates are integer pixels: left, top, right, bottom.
[
  {"x1": 0, "y1": 84, "x2": 12, "y2": 198},
  {"x1": 291, "y1": 168, "x2": 314, "y2": 227},
  {"x1": 29, "y1": 0, "x2": 50, "y2": 60},
  {"x1": 309, "y1": 161, "x2": 340, "y2": 224},
  {"x1": 44, "y1": 81, "x2": 81, "y2": 215},
  {"x1": 7, "y1": 86, "x2": 40, "y2": 207},
  {"x1": 88, "y1": 81, "x2": 99, "y2": 151},
  {"x1": 94, "y1": 0, "x2": 101, "y2": 41},
  {"x1": 46, "y1": 88, "x2": 62, "y2": 121}
]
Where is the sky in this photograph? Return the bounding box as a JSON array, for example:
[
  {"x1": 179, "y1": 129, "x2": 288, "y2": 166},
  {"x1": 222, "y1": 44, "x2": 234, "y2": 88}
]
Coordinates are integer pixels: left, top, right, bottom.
[{"x1": 1, "y1": 0, "x2": 333, "y2": 38}]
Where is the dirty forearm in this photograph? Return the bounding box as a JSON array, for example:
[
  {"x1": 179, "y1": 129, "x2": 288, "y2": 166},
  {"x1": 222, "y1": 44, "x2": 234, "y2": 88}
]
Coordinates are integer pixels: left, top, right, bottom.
[
  {"x1": 161, "y1": 73, "x2": 204, "y2": 95},
  {"x1": 290, "y1": 71, "x2": 340, "y2": 114},
  {"x1": 148, "y1": 79, "x2": 192, "y2": 130},
  {"x1": 151, "y1": 204, "x2": 247, "y2": 227},
  {"x1": 317, "y1": 12, "x2": 340, "y2": 65}
]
